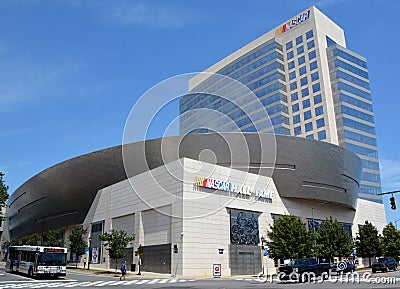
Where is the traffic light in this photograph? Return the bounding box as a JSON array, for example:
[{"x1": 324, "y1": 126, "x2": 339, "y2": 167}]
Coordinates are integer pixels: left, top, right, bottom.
[{"x1": 390, "y1": 196, "x2": 396, "y2": 210}]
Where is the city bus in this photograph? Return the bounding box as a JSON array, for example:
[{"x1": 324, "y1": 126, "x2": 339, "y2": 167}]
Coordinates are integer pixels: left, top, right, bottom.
[{"x1": 5, "y1": 245, "x2": 67, "y2": 277}]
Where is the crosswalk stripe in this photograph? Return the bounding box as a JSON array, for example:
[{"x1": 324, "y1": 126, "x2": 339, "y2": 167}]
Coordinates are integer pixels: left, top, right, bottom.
[
  {"x1": 0, "y1": 278, "x2": 196, "y2": 288},
  {"x1": 94, "y1": 281, "x2": 118, "y2": 286},
  {"x1": 122, "y1": 280, "x2": 138, "y2": 285},
  {"x1": 109, "y1": 281, "x2": 127, "y2": 286},
  {"x1": 80, "y1": 281, "x2": 104, "y2": 287}
]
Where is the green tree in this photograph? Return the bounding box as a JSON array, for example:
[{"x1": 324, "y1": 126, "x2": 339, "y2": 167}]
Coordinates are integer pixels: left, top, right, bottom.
[
  {"x1": 46, "y1": 229, "x2": 62, "y2": 247},
  {"x1": 68, "y1": 226, "x2": 88, "y2": 268},
  {"x1": 99, "y1": 230, "x2": 134, "y2": 271},
  {"x1": 381, "y1": 222, "x2": 400, "y2": 261},
  {"x1": 315, "y1": 217, "x2": 353, "y2": 262},
  {"x1": 25, "y1": 234, "x2": 41, "y2": 246},
  {"x1": 355, "y1": 220, "x2": 382, "y2": 267},
  {"x1": 266, "y1": 215, "x2": 312, "y2": 260},
  {"x1": 0, "y1": 172, "x2": 9, "y2": 219}
]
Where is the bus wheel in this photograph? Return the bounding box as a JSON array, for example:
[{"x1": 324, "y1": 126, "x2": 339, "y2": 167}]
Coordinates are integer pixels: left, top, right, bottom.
[{"x1": 28, "y1": 268, "x2": 33, "y2": 277}]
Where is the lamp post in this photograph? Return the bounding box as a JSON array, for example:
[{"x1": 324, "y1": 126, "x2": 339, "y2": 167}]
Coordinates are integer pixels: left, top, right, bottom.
[
  {"x1": 395, "y1": 218, "x2": 400, "y2": 230},
  {"x1": 311, "y1": 201, "x2": 331, "y2": 258},
  {"x1": 87, "y1": 236, "x2": 92, "y2": 270},
  {"x1": 260, "y1": 236, "x2": 265, "y2": 275}
]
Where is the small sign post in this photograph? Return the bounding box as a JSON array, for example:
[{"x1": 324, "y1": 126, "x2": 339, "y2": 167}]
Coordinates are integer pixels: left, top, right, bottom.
[{"x1": 213, "y1": 264, "x2": 221, "y2": 278}]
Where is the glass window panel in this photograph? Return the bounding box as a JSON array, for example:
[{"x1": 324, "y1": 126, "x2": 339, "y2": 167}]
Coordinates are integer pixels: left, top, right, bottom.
[
  {"x1": 301, "y1": 87, "x2": 309, "y2": 98},
  {"x1": 300, "y1": 77, "x2": 308, "y2": 87},
  {"x1": 303, "y1": 99, "x2": 311, "y2": 109},
  {"x1": 316, "y1": 118, "x2": 325, "y2": 128},
  {"x1": 298, "y1": 56, "x2": 305, "y2": 65},
  {"x1": 318, "y1": 130, "x2": 326, "y2": 140},
  {"x1": 305, "y1": 122, "x2": 313, "y2": 132},
  {"x1": 297, "y1": 46, "x2": 304, "y2": 55},
  {"x1": 291, "y1": 92, "x2": 298, "y2": 101}
]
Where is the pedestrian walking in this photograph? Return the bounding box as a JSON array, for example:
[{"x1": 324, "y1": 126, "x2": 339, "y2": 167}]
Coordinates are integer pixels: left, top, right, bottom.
[
  {"x1": 83, "y1": 257, "x2": 87, "y2": 269},
  {"x1": 120, "y1": 260, "x2": 127, "y2": 280}
]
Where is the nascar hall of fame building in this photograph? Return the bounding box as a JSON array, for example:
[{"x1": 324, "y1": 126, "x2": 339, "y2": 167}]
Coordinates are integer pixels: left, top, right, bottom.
[{"x1": 3, "y1": 6, "x2": 386, "y2": 276}]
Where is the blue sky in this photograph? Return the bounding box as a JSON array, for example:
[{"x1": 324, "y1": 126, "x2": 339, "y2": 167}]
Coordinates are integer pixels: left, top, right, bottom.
[{"x1": 1, "y1": 0, "x2": 399, "y2": 224}]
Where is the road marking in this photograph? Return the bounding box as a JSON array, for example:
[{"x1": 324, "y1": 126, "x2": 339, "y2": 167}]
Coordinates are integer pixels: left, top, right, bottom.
[
  {"x1": 0, "y1": 278, "x2": 197, "y2": 288},
  {"x1": 122, "y1": 280, "x2": 138, "y2": 285}
]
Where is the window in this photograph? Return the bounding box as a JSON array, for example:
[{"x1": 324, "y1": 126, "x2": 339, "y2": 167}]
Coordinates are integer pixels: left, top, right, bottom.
[
  {"x1": 308, "y1": 50, "x2": 316, "y2": 60},
  {"x1": 316, "y1": 118, "x2": 325, "y2": 128},
  {"x1": 291, "y1": 92, "x2": 298, "y2": 101},
  {"x1": 287, "y1": 51, "x2": 294, "y2": 60},
  {"x1": 300, "y1": 77, "x2": 308, "y2": 87},
  {"x1": 294, "y1": 126, "x2": 302, "y2": 135},
  {"x1": 306, "y1": 30, "x2": 313, "y2": 39},
  {"x1": 292, "y1": 103, "x2": 300, "y2": 112},
  {"x1": 290, "y1": 81, "x2": 297, "y2": 90},
  {"x1": 288, "y1": 61, "x2": 295, "y2": 70},
  {"x1": 310, "y1": 61, "x2": 318, "y2": 71},
  {"x1": 307, "y1": 40, "x2": 315, "y2": 50},
  {"x1": 306, "y1": 134, "x2": 314, "y2": 140},
  {"x1": 297, "y1": 46, "x2": 304, "y2": 55},
  {"x1": 286, "y1": 41, "x2": 293, "y2": 50},
  {"x1": 312, "y1": 83, "x2": 321, "y2": 93},
  {"x1": 315, "y1": 106, "x2": 324, "y2": 116},
  {"x1": 296, "y1": 35, "x2": 303, "y2": 45},
  {"x1": 318, "y1": 130, "x2": 327, "y2": 140},
  {"x1": 293, "y1": 114, "x2": 300, "y2": 124},
  {"x1": 305, "y1": 122, "x2": 313, "y2": 132},
  {"x1": 299, "y1": 66, "x2": 307, "y2": 76},
  {"x1": 314, "y1": 94, "x2": 322, "y2": 104},
  {"x1": 311, "y1": 72, "x2": 319, "y2": 82},
  {"x1": 303, "y1": 99, "x2": 311, "y2": 109},
  {"x1": 301, "y1": 87, "x2": 309, "y2": 98},
  {"x1": 326, "y1": 36, "x2": 336, "y2": 47},
  {"x1": 298, "y1": 56, "x2": 305, "y2": 65},
  {"x1": 289, "y1": 71, "x2": 296, "y2": 80},
  {"x1": 304, "y1": 110, "x2": 312, "y2": 120}
]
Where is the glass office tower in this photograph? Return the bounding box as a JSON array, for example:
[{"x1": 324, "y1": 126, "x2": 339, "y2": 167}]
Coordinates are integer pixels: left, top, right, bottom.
[{"x1": 179, "y1": 6, "x2": 382, "y2": 203}]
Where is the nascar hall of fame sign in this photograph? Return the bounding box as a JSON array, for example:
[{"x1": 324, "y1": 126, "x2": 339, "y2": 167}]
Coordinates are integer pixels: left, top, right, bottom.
[
  {"x1": 193, "y1": 176, "x2": 273, "y2": 201},
  {"x1": 277, "y1": 10, "x2": 311, "y2": 34}
]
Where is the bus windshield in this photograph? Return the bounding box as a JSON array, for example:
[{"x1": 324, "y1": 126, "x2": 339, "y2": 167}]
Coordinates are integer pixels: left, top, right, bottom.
[{"x1": 37, "y1": 253, "x2": 67, "y2": 266}]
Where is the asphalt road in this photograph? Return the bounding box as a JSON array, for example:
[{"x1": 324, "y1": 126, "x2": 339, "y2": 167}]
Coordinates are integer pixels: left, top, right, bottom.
[{"x1": 0, "y1": 268, "x2": 399, "y2": 289}]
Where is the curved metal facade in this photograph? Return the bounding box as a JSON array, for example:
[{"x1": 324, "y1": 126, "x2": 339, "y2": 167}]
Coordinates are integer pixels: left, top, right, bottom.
[{"x1": 7, "y1": 133, "x2": 361, "y2": 239}]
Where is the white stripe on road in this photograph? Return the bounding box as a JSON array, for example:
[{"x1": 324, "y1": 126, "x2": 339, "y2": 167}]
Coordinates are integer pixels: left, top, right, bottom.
[
  {"x1": 94, "y1": 281, "x2": 118, "y2": 286},
  {"x1": 157, "y1": 279, "x2": 169, "y2": 283},
  {"x1": 80, "y1": 281, "x2": 104, "y2": 287},
  {"x1": 122, "y1": 280, "x2": 139, "y2": 285},
  {"x1": 136, "y1": 280, "x2": 150, "y2": 284},
  {"x1": 147, "y1": 279, "x2": 161, "y2": 284}
]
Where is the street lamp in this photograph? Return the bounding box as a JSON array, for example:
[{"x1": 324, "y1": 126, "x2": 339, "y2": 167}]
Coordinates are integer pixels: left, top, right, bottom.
[
  {"x1": 260, "y1": 236, "x2": 265, "y2": 275},
  {"x1": 395, "y1": 218, "x2": 400, "y2": 230},
  {"x1": 311, "y1": 201, "x2": 331, "y2": 257},
  {"x1": 87, "y1": 236, "x2": 92, "y2": 270}
]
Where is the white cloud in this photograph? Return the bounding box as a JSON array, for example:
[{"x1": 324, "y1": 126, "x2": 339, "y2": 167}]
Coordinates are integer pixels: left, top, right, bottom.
[
  {"x1": 0, "y1": 59, "x2": 84, "y2": 112},
  {"x1": 0, "y1": 127, "x2": 39, "y2": 138},
  {"x1": 108, "y1": 1, "x2": 197, "y2": 29},
  {"x1": 380, "y1": 159, "x2": 400, "y2": 192}
]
